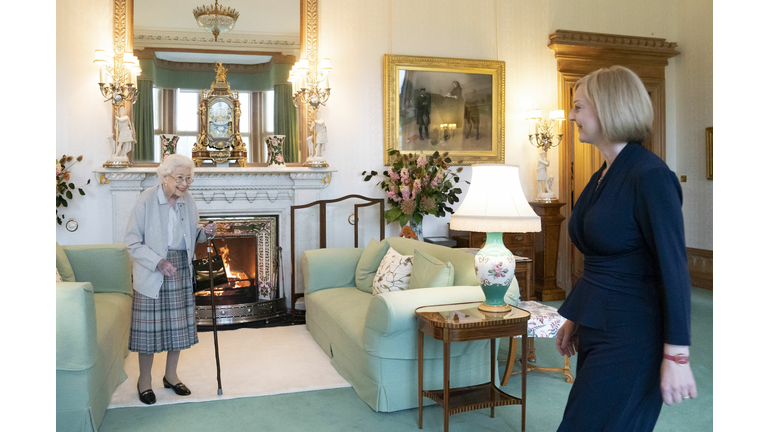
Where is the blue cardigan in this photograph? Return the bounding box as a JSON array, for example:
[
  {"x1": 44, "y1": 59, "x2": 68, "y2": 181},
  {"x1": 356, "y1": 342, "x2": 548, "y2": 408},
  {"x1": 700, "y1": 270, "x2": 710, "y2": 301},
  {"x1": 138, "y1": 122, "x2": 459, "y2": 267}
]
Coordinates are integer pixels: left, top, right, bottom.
[{"x1": 558, "y1": 142, "x2": 691, "y2": 346}]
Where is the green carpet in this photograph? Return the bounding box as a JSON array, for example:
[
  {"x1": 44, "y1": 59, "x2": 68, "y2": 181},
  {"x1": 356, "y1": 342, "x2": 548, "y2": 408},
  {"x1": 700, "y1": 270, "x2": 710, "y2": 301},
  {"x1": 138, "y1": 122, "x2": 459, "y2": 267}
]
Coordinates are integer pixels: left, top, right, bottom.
[{"x1": 100, "y1": 288, "x2": 713, "y2": 432}]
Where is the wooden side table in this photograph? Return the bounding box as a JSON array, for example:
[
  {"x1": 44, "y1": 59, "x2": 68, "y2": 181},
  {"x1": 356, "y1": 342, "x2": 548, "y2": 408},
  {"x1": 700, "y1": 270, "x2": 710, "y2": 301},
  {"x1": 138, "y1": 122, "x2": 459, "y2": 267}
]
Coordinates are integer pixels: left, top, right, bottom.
[{"x1": 417, "y1": 302, "x2": 531, "y2": 432}]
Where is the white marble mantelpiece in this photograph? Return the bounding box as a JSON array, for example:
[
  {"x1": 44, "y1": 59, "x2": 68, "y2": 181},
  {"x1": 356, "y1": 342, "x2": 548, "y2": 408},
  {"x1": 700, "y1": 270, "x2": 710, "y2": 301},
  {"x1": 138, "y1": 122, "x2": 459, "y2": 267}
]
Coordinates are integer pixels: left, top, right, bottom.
[{"x1": 93, "y1": 166, "x2": 336, "y2": 307}]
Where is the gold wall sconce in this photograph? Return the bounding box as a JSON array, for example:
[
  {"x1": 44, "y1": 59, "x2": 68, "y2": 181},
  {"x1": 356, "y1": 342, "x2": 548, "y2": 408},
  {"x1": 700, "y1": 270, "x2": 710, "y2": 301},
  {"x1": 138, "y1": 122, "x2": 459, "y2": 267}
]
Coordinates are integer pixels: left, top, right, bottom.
[
  {"x1": 93, "y1": 49, "x2": 142, "y2": 106},
  {"x1": 289, "y1": 58, "x2": 331, "y2": 111}
]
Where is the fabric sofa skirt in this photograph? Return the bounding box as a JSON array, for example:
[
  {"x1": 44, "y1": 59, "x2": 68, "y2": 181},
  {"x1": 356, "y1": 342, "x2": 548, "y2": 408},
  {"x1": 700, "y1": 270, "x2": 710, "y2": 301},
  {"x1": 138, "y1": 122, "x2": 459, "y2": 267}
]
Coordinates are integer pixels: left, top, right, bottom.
[{"x1": 306, "y1": 297, "x2": 493, "y2": 412}]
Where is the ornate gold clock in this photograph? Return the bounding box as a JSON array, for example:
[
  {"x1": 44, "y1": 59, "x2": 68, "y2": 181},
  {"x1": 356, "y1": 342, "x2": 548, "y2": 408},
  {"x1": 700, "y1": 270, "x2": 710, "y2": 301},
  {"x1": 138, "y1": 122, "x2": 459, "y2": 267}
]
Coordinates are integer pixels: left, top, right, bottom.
[{"x1": 192, "y1": 63, "x2": 247, "y2": 167}]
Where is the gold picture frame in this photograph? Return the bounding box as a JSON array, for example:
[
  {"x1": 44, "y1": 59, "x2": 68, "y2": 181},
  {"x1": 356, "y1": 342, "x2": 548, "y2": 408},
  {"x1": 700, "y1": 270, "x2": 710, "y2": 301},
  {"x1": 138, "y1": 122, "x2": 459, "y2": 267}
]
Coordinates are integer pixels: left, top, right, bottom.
[
  {"x1": 384, "y1": 55, "x2": 505, "y2": 165},
  {"x1": 706, "y1": 127, "x2": 713, "y2": 180}
]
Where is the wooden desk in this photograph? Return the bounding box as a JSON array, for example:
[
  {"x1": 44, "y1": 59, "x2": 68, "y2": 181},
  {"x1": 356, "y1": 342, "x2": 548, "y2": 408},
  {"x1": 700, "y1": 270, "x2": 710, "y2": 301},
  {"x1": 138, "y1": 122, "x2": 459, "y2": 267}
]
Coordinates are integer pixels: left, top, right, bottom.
[{"x1": 416, "y1": 302, "x2": 530, "y2": 432}]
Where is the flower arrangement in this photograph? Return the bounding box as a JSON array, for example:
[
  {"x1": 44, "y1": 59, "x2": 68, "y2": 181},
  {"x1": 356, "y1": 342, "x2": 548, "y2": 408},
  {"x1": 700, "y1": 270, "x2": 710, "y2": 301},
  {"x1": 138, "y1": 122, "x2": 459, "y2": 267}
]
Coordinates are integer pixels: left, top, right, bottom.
[
  {"x1": 363, "y1": 150, "x2": 464, "y2": 229},
  {"x1": 56, "y1": 155, "x2": 90, "y2": 225}
]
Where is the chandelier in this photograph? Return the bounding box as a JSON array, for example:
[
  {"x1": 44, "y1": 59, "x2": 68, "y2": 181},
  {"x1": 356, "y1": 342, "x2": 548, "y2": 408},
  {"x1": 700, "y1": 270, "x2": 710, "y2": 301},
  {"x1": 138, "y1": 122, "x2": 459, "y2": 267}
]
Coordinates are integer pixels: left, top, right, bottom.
[{"x1": 193, "y1": 0, "x2": 240, "y2": 42}]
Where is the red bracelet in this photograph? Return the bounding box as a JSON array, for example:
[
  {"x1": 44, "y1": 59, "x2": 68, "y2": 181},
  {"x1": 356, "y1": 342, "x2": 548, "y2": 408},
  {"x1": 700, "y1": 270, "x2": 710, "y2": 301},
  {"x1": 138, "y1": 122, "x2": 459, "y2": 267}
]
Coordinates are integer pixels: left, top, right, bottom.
[{"x1": 663, "y1": 353, "x2": 689, "y2": 365}]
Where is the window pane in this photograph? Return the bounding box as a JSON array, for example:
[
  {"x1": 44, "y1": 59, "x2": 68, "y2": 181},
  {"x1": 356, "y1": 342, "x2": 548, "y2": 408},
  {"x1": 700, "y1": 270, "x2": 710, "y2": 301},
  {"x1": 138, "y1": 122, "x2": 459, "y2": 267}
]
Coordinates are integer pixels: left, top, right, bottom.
[
  {"x1": 177, "y1": 90, "x2": 199, "y2": 132},
  {"x1": 153, "y1": 135, "x2": 161, "y2": 163},
  {"x1": 240, "y1": 93, "x2": 250, "y2": 133},
  {"x1": 266, "y1": 90, "x2": 274, "y2": 133},
  {"x1": 176, "y1": 136, "x2": 196, "y2": 159},
  {"x1": 153, "y1": 87, "x2": 160, "y2": 132}
]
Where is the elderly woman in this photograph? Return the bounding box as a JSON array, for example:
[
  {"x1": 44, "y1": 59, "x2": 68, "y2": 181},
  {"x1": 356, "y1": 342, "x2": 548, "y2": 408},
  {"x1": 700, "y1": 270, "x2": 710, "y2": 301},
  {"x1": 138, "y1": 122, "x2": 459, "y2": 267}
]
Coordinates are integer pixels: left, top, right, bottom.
[
  {"x1": 124, "y1": 154, "x2": 217, "y2": 405},
  {"x1": 555, "y1": 66, "x2": 696, "y2": 431}
]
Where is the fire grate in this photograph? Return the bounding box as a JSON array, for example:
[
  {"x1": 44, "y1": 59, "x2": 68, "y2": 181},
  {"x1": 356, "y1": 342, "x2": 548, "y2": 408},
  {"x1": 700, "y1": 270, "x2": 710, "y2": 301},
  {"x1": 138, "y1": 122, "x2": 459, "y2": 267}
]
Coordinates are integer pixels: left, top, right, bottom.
[{"x1": 194, "y1": 215, "x2": 286, "y2": 325}]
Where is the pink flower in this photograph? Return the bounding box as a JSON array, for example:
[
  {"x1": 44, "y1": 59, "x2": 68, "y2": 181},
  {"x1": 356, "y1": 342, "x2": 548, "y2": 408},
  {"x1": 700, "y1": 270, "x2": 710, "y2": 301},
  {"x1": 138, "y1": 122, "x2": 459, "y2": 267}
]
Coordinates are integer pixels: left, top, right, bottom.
[
  {"x1": 417, "y1": 154, "x2": 427, "y2": 168},
  {"x1": 401, "y1": 185, "x2": 411, "y2": 200},
  {"x1": 386, "y1": 190, "x2": 402, "y2": 202},
  {"x1": 276, "y1": 154, "x2": 284, "y2": 163},
  {"x1": 400, "y1": 168, "x2": 410, "y2": 184},
  {"x1": 388, "y1": 166, "x2": 400, "y2": 181},
  {"x1": 413, "y1": 179, "x2": 422, "y2": 194},
  {"x1": 56, "y1": 161, "x2": 62, "y2": 177}
]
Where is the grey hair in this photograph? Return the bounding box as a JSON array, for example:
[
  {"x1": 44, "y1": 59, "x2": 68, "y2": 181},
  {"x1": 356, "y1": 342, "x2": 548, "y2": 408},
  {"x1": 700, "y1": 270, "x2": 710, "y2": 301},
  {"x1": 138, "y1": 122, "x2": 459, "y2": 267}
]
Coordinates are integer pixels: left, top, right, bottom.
[{"x1": 157, "y1": 154, "x2": 195, "y2": 181}]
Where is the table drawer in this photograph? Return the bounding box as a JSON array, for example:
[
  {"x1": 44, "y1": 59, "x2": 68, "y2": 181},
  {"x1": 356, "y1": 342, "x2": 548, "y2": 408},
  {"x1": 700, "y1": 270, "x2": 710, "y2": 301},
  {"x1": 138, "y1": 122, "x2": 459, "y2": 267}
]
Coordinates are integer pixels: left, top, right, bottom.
[{"x1": 504, "y1": 232, "x2": 534, "y2": 245}]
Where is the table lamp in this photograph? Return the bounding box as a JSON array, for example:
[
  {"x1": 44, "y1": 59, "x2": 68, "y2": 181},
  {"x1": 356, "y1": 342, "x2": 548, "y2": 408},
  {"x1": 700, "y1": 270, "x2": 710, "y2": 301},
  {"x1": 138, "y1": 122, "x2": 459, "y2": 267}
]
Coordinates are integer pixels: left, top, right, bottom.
[{"x1": 450, "y1": 164, "x2": 541, "y2": 312}]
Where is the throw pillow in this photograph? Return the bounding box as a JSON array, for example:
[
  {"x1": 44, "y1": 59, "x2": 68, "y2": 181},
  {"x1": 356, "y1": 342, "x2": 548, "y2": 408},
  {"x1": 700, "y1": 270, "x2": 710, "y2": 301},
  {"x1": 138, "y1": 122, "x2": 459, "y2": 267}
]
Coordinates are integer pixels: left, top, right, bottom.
[
  {"x1": 355, "y1": 238, "x2": 390, "y2": 293},
  {"x1": 56, "y1": 242, "x2": 76, "y2": 282},
  {"x1": 410, "y1": 249, "x2": 455, "y2": 289},
  {"x1": 372, "y1": 247, "x2": 414, "y2": 295}
]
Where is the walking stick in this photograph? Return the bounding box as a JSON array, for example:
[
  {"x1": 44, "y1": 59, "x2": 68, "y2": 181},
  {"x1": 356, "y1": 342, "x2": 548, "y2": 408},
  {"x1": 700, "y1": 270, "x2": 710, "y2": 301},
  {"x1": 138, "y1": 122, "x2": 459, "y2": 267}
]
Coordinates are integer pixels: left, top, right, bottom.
[{"x1": 206, "y1": 237, "x2": 223, "y2": 395}]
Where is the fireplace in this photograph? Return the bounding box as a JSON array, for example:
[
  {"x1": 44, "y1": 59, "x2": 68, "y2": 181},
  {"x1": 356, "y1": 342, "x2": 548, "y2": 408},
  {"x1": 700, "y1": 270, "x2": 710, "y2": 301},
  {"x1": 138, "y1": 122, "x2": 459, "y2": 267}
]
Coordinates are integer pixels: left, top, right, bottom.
[{"x1": 193, "y1": 215, "x2": 285, "y2": 325}]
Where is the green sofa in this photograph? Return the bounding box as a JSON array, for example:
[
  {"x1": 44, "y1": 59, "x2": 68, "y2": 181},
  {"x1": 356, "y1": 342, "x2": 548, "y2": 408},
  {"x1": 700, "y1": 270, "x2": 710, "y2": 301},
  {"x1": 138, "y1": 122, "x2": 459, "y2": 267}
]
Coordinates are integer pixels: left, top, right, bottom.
[
  {"x1": 303, "y1": 236, "x2": 517, "y2": 412},
  {"x1": 56, "y1": 244, "x2": 133, "y2": 432}
]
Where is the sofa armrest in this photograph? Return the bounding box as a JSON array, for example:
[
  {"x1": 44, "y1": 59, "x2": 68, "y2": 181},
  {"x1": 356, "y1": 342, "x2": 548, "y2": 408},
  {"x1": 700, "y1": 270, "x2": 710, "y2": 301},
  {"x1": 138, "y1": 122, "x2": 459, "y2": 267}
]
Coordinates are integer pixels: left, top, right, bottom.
[
  {"x1": 56, "y1": 282, "x2": 98, "y2": 371},
  {"x1": 363, "y1": 285, "x2": 486, "y2": 358},
  {"x1": 62, "y1": 244, "x2": 132, "y2": 295},
  {"x1": 302, "y1": 248, "x2": 364, "y2": 295}
]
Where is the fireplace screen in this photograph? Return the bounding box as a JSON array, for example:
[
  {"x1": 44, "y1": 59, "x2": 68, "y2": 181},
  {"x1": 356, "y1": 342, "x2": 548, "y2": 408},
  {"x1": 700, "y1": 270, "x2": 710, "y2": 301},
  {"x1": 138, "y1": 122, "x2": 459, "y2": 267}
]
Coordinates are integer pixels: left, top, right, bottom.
[{"x1": 194, "y1": 215, "x2": 285, "y2": 325}]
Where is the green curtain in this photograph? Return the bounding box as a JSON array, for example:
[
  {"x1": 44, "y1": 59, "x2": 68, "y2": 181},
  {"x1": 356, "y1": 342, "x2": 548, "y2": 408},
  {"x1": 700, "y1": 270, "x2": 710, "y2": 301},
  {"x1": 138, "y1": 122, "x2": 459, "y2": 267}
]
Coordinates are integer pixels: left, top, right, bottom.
[
  {"x1": 133, "y1": 80, "x2": 155, "y2": 161},
  {"x1": 274, "y1": 84, "x2": 299, "y2": 163}
]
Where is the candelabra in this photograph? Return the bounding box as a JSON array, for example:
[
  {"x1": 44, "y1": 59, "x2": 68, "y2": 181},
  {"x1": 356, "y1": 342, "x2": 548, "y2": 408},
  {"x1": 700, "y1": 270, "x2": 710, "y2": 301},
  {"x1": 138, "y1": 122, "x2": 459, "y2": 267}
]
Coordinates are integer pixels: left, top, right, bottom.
[
  {"x1": 289, "y1": 58, "x2": 332, "y2": 167},
  {"x1": 93, "y1": 50, "x2": 142, "y2": 106},
  {"x1": 526, "y1": 109, "x2": 565, "y2": 153},
  {"x1": 289, "y1": 58, "x2": 332, "y2": 111},
  {"x1": 526, "y1": 109, "x2": 565, "y2": 202}
]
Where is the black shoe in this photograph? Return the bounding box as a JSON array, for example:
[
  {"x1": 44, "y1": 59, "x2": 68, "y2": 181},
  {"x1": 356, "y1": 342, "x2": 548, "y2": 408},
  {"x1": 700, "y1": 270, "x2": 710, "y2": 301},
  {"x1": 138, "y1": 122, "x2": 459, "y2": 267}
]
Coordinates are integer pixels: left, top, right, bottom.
[
  {"x1": 137, "y1": 383, "x2": 156, "y2": 405},
  {"x1": 163, "y1": 376, "x2": 191, "y2": 396}
]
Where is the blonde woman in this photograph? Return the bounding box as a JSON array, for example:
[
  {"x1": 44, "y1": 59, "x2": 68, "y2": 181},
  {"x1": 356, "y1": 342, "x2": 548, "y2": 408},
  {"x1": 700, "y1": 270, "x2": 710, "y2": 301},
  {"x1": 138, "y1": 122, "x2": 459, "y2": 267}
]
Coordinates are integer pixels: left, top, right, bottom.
[
  {"x1": 124, "y1": 154, "x2": 217, "y2": 404},
  {"x1": 555, "y1": 66, "x2": 696, "y2": 431}
]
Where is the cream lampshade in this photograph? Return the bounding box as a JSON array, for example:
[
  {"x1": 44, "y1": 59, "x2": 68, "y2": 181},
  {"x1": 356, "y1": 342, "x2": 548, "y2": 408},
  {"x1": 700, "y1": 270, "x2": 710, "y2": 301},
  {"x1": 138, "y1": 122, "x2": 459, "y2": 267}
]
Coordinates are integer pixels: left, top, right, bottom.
[{"x1": 450, "y1": 164, "x2": 541, "y2": 312}]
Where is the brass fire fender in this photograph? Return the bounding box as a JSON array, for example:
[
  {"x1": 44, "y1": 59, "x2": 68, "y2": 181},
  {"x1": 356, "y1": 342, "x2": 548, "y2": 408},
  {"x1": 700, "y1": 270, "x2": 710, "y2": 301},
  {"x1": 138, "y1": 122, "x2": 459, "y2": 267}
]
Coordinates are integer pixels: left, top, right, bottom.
[{"x1": 191, "y1": 72, "x2": 248, "y2": 167}]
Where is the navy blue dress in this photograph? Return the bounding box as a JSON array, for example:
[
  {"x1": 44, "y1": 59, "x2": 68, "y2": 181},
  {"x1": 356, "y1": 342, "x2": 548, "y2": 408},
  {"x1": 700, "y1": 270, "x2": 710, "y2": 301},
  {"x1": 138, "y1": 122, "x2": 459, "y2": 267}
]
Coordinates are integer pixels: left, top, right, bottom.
[{"x1": 556, "y1": 142, "x2": 691, "y2": 432}]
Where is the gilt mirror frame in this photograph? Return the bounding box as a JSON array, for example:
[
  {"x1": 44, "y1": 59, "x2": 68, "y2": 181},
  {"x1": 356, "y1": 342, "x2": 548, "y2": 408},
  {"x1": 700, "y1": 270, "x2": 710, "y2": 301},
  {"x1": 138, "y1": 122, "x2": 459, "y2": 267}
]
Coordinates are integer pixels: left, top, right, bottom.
[{"x1": 113, "y1": 0, "x2": 316, "y2": 166}]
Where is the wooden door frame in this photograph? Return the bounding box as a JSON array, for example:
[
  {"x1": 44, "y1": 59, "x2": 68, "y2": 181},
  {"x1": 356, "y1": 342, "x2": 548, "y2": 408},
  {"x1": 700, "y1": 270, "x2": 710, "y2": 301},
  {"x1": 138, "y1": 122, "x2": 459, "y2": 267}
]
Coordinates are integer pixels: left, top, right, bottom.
[{"x1": 548, "y1": 30, "x2": 679, "y2": 291}]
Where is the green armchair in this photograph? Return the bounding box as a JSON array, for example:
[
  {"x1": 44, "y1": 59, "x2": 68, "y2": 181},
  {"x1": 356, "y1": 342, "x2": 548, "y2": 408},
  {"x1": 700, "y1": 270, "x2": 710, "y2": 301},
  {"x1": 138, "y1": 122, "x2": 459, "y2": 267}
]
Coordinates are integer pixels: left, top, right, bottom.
[{"x1": 56, "y1": 244, "x2": 133, "y2": 432}]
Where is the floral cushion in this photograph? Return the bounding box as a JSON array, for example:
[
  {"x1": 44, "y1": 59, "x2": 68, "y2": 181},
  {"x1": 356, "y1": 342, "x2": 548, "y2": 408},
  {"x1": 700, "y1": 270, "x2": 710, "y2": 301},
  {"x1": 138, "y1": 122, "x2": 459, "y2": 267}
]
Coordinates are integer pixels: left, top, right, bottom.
[
  {"x1": 56, "y1": 268, "x2": 63, "y2": 283},
  {"x1": 517, "y1": 301, "x2": 566, "y2": 338},
  {"x1": 372, "y1": 248, "x2": 414, "y2": 295}
]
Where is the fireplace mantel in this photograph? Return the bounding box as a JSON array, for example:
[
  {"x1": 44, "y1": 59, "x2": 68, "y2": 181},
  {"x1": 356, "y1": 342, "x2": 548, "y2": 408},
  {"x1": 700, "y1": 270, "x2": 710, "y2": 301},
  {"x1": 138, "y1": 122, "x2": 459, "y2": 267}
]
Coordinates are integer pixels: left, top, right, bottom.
[{"x1": 94, "y1": 166, "x2": 336, "y2": 308}]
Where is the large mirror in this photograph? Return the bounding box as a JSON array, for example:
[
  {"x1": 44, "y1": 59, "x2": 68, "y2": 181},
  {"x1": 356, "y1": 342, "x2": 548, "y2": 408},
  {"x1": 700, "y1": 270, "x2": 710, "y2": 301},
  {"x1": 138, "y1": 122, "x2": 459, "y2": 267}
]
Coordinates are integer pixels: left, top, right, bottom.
[{"x1": 117, "y1": 0, "x2": 314, "y2": 166}]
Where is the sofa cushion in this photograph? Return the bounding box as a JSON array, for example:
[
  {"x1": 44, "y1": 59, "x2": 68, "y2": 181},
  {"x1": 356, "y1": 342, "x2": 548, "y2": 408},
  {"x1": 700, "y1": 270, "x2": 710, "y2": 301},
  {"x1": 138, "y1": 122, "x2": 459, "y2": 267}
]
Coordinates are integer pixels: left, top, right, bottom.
[
  {"x1": 384, "y1": 237, "x2": 479, "y2": 286},
  {"x1": 57, "y1": 242, "x2": 76, "y2": 282},
  {"x1": 372, "y1": 248, "x2": 413, "y2": 295},
  {"x1": 62, "y1": 245, "x2": 133, "y2": 295},
  {"x1": 410, "y1": 249, "x2": 455, "y2": 289},
  {"x1": 355, "y1": 238, "x2": 390, "y2": 293}
]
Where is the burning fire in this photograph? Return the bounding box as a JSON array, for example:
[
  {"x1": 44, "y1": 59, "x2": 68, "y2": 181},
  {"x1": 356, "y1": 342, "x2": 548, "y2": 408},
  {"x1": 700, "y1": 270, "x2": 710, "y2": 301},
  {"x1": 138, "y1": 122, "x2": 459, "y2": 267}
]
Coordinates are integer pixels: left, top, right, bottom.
[{"x1": 219, "y1": 244, "x2": 250, "y2": 288}]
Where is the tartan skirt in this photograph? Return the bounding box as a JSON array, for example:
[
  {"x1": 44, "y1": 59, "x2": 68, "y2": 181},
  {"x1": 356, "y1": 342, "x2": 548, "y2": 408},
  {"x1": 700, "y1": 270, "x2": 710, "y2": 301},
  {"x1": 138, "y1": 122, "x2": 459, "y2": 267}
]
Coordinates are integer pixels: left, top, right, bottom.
[{"x1": 129, "y1": 250, "x2": 199, "y2": 354}]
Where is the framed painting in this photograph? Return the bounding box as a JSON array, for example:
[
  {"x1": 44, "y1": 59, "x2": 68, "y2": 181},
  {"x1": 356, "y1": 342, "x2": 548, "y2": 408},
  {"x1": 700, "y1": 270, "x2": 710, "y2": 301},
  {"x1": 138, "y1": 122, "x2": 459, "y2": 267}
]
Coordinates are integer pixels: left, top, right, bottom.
[{"x1": 384, "y1": 55, "x2": 505, "y2": 165}]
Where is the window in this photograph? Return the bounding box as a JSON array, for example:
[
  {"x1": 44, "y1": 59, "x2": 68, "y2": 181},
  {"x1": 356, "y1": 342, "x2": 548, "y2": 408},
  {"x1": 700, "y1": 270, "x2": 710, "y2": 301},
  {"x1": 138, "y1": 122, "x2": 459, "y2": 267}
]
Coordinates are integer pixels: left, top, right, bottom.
[{"x1": 152, "y1": 87, "x2": 269, "y2": 163}]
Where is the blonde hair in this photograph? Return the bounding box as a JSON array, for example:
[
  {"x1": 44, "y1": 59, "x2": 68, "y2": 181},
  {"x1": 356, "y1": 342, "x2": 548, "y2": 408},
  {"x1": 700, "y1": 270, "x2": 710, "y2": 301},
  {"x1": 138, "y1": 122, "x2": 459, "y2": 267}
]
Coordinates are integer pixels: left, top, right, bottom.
[
  {"x1": 157, "y1": 154, "x2": 195, "y2": 180},
  {"x1": 574, "y1": 66, "x2": 653, "y2": 143}
]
